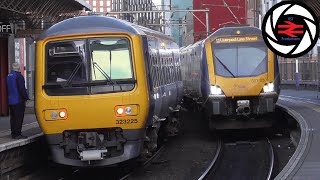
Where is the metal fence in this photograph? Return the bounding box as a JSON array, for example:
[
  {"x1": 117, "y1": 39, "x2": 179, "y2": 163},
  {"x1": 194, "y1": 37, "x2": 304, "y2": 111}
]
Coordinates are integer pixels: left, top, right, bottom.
[{"x1": 279, "y1": 56, "x2": 319, "y2": 84}]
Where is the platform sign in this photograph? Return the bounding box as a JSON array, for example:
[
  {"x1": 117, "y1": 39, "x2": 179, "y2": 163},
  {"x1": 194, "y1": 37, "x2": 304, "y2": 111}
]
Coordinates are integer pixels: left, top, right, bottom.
[{"x1": 0, "y1": 23, "x2": 14, "y2": 34}]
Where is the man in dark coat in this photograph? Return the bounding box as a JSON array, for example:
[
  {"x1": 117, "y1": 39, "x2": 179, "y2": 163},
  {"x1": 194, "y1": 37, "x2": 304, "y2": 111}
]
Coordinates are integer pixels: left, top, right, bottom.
[{"x1": 6, "y1": 62, "x2": 29, "y2": 139}]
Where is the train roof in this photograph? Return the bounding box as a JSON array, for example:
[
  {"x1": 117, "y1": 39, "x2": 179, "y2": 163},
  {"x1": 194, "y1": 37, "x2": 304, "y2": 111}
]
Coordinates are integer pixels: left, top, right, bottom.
[
  {"x1": 208, "y1": 26, "x2": 262, "y2": 38},
  {"x1": 38, "y1": 16, "x2": 173, "y2": 41}
]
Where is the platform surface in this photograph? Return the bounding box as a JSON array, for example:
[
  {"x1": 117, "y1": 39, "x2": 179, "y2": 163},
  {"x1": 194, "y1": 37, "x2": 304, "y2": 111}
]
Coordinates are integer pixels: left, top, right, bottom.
[
  {"x1": 277, "y1": 89, "x2": 320, "y2": 180},
  {"x1": 0, "y1": 100, "x2": 42, "y2": 153}
]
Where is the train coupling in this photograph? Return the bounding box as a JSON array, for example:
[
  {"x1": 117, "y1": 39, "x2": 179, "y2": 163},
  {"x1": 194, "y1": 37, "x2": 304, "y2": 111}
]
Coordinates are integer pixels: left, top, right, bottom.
[
  {"x1": 236, "y1": 100, "x2": 251, "y2": 115},
  {"x1": 79, "y1": 149, "x2": 108, "y2": 161}
]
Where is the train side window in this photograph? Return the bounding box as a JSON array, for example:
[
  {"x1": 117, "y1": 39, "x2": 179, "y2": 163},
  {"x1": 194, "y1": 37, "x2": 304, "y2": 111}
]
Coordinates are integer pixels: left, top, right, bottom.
[
  {"x1": 172, "y1": 57, "x2": 176, "y2": 82},
  {"x1": 169, "y1": 58, "x2": 172, "y2": 83},
  {"x1": 152, "y1": 56, "x2": 157, "y2": 88},
  {"x1": 162, "y1": 57, "x2": 165, "y2": 85},
  {"x1": 170, "y1": 58, "x2": 173, "y2": 83},
  {"x1": 157, "y1": 56, "x2": 161, "y2": 87},
  {"x1": 166, "y1": 58, "x2": 169, "y2": 84},
  {"x1": 161, "y1": 58, "x2": 165, "y2": 85},
  {"x1": 156, "y1": 56, "x2": 159, "y2": 87},
  {"x1": 163, "y1": 58, "x2": 167, "y2": 85},
  {"x1": 173, "y1": 57, "x2": 177, "y2": 82}
]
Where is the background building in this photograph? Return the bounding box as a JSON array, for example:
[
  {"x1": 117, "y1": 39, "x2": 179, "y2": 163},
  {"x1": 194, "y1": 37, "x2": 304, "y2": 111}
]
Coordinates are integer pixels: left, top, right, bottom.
[
  {"x1": 246, "y1": 0, "x2": 261, "y2": 27},
  {"x1": 169, "y1": 0, "x2": 193, "y2": 46},
  {"x1": 111, "y1": 0, "x2": 162, "y2": 32},
  {"x1": 160, "y1": 0, "x2": 172, "y2": 36},
  {"x1": 85, "y1": 0, "x2": 112, "y2": 13},
  {"x1": 193, "y1": 0, "x2": 247, "y2": 41}
]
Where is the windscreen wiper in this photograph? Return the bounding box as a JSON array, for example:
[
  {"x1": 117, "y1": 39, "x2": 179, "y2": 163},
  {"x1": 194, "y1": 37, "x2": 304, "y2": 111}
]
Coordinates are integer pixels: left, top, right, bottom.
[
  {"x1": 63, "y1": 62, "x2": 83, "y2": 87},
  {"x1": 93, "y1": 62, "x2": 115, "y2": 84},
  {"x1": 214, "y1": 54, "x2": 236, "y2": 78},
  {"x1": 250, "y1": 56, "x2": 268, "y2": 76}
]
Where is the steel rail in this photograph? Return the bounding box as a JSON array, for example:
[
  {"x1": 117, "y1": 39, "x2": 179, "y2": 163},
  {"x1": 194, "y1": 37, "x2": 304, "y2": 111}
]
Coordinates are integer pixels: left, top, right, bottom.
[
  {"x1": 198, "y1": 138, "x2": 222, "y2": 180},
  {"x1": 119, "y1": 145, "x2": 166, "y2": 180},
  {"x1": 266, "y1": 138, "x2": 275, "y2": 180}
]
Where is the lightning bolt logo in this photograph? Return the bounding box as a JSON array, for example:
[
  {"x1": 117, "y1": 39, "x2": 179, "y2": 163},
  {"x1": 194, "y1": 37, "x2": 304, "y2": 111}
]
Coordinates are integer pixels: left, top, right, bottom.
[{"x1": 277, "y1": 21, "x2": 304, "y2": 38}]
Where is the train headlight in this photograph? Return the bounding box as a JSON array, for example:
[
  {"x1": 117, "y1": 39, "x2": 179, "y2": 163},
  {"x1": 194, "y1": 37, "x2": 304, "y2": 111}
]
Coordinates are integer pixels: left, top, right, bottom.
[
  {"x1": 210, "y1": 85, "x2": 223, "y2": 95},
  {"x1": 115, "y1": 105, "x2": 138, "y2": 117},
  {"x1": 51, "y1": 112, "x2": 58, "y2": 119},
  {"x1": 263, "y1": 82, "x2": 275, "y2": 93},
  {"x1": 45, "y1": 109, "x2": 67, "y2": 121},
  {"x1": 125, "y1": 107, "x2": 132, "y2": 115},
  {"x1": 116, "y1": 106, "x2": 125, "y2": 116},
  {"x1": 59, "y1": 111, "x2": 66, "y2": 118}
]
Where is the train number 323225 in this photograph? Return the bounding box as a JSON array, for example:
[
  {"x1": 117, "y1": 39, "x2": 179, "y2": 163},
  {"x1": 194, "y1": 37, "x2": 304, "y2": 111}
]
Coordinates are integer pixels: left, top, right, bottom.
[{"x1": 116, "y1": 119, "x2": 138, "y2": 124}]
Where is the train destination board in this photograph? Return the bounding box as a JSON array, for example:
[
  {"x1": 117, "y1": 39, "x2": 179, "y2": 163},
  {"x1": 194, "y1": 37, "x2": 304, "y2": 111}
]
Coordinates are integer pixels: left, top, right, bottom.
[{"x1": 215, "y1": 36, "x2": 259, "y2": 43}]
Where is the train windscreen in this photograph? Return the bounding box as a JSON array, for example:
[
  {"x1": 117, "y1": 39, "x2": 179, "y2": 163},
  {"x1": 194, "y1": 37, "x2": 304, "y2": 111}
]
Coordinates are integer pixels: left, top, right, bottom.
[
  {"x1": 211, "y1": 37, "x2": 268, "y2": 78},
  {"x1": 44, "y1": 38, "x2": 135, "y2": 96}
]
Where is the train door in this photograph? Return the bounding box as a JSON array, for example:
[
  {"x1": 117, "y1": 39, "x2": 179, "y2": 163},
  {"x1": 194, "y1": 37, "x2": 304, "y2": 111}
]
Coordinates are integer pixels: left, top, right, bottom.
[{"x1": 0, "y1": 38, "x2": 9, "y2": 116}]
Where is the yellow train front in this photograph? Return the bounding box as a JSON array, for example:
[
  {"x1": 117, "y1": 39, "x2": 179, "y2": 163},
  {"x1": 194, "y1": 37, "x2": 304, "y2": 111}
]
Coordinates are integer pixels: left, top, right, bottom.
[
  {"x1": 181, "y1": 26, "x2": 280, "y2": 128},
  {"x1": 35, "y1": 16, "x2": 182, "y2": 166}
]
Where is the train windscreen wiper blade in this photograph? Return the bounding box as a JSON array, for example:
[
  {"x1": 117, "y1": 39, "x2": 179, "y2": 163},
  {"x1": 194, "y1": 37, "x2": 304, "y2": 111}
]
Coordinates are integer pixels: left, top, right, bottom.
[
  {"x1": 92, "y1": 62, "x2": 115, "y2": 84},
  {"x1": 63, "y1": 62, "x2": 83, "y2": 87},
  {"x1": 214, "y1": 54, "x2": 236, "y2": 78}
]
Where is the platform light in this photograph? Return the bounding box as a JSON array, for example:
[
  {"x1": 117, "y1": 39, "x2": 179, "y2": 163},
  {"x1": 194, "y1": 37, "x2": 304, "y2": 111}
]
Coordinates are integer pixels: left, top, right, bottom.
[
  {"x1": 160, "y1": 42, "x2": 166, "y2": 48},
  {"x1": 263, "y1": 82, "x2": 274, "y2": 93},
  {"x1": 210, "y1": 85, "x2": 223, "y2": 95}
]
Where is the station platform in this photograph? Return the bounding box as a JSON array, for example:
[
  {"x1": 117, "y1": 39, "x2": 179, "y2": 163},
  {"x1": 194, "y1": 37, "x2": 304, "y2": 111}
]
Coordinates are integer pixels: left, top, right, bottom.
[
  {"x1": 0, "y1": 100, "x2": 42, "y2": 153},
  {"x1": 276, "y1": 89, "x2": 320, "y2": 179}
]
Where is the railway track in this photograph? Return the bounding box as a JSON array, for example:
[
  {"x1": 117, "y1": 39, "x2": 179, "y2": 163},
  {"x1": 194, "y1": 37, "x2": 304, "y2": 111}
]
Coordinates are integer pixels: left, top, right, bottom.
[
  {"x1": 199, "y1": 137, "x2": 275, "y2": 180},
  {"x1": 119, "y1": 145, "x2": 166, "y2": 180}
]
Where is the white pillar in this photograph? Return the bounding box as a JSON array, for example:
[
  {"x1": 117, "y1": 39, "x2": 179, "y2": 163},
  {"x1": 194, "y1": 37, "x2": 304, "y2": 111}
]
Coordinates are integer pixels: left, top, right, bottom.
[
  {"x1": 312, "y1": 45, "x2": 318, "y2": 57},
  {"x1": 296, "y1": 59, "x2": 299, "y2": 73},
  {"x1": 261, "y1": 1, "x2": 266, "y2": 16},
  {"x1": 268, "y1": 1, "x2": 273, "y2": 10}
]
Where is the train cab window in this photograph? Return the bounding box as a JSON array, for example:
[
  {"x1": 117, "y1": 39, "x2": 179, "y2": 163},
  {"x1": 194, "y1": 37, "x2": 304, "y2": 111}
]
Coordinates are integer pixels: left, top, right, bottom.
[
  {"x1": 45, "y1": 40, "x2": 88, "y2": 96},
  {"x1": 89, "y1": 38, "x2": 135, "y2": 94},
  {"x1": 212, "y1": 40, "x2": 268, "y2": 77},
  {"x1": 44, "y1": 38, "x2": 135, "y2": 96},
  {"x1": 46, "y1": 40, "x2": 86, "y2": 83},
  {"x1": 90, "y1": 38, "x2": 133, "y2": 81}
]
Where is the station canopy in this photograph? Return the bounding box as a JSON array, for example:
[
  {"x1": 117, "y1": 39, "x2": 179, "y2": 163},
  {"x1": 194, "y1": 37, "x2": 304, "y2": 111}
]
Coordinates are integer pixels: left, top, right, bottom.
[
  {"x1": 0, "y1": 0, "x2": 90, "y2": 37},
  {"x1": 297, "y1": 0, "x2": 320, "y2": 18}
]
